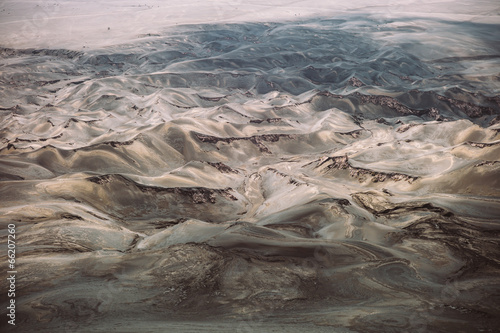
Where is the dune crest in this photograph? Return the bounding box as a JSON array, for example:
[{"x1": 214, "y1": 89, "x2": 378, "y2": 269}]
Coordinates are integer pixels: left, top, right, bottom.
[{"x1": 1, "y1": 11, "x2": 500, "y2": 332}]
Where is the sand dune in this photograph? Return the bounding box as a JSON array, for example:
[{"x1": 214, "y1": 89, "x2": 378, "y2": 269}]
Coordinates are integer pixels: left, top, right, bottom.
[{"x1": 1, "y1": 1, "x2": 500, "y2": 332}]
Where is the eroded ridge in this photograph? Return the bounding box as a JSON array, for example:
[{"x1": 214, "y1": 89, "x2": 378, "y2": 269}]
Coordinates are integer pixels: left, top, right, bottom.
[{"x1": 1, "y1": 16, "x2": 499, "y2": 333}]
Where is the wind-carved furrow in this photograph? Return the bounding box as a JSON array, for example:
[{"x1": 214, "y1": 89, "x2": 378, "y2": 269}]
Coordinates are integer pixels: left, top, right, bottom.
[
  {"x1": 266, "y1": 167, "x2": 305, "y2": 187},
  {"x1": 195, "y1": 132, "x2": 295, "y2": 153},
  {"x1": 205, "y1": 161, "x2": 239, "y2": 174},
  {"x1": 316, "y1": 155, "x2": 419, "y2": 183},
  {"x1": 354, "y1": 92, "x2": 429, "y2": 116},
  {"x1": 465, "y1": 141, "x2": 500, "y2": 148},
  {"x1": 351, "y1": 190, "x2": 448, "y2": 216},
  {"x1": 474, "y1": 161, "x2": 500, "y2": 167},
  {"x1": 87, "y1": 174, "x2": 238, "y2": 203},
  {"x1": 2, "y1": 139, "x2": 137, "y2": 155},
  {"x1": 16, "y1": 134, "x2": 63, "y2": 144},
  {"x1": 436, "y1": 94, "x2": 496, "y2": 118},
  {"x1": 310, "y1": 90, "x2": 499, "y2": 120}
]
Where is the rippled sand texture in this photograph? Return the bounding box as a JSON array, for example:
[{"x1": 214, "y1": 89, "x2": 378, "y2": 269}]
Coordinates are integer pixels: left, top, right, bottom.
[{"x1": 1, "y1": 16, "x2": 500, "y2": 332}]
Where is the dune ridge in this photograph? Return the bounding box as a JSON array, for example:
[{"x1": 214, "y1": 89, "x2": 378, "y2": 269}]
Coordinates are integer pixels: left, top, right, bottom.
[{"x1": 1, "y1": 14, "x2": 500, "y2": 332}]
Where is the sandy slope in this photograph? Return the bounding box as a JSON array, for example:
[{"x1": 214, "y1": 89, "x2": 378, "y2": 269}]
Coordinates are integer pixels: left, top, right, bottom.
[{"x1": 1, "y1": 1, "x2": 500, "y2": 332}]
